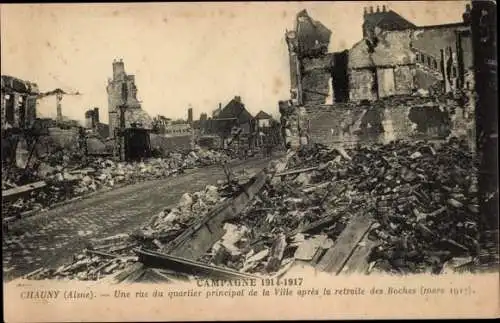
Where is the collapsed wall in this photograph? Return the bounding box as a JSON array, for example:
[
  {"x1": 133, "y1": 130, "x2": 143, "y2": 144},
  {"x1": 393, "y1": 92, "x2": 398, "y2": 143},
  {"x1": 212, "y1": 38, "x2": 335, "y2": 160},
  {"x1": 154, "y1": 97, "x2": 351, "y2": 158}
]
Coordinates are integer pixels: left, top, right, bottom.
[
  {"x1": 281, "y1": 92, "x2": 475, "y2": 151},
  {"x1": 305, "y1": 94, "x2": 475, "y2": 148}
]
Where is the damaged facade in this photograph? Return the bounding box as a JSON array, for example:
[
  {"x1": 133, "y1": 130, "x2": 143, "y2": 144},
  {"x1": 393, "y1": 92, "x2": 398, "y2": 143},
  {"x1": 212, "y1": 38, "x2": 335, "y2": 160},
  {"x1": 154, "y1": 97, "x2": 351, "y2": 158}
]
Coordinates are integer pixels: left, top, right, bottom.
[
  {"x1": 84, "y1": 107, "x2": 110, "y2": 138},
  {"x1": 281, "y1": 5, "x2": 476, "y2": 149},
  {"x1": 349, "y1": 4, "x2": 473, "y2": 101},
  {"x1": 107, "y1": 59, "x2": 153, "y2": 137},
  {"x1": 1, "y1": 75, "x2": 39, "y2": 130}
]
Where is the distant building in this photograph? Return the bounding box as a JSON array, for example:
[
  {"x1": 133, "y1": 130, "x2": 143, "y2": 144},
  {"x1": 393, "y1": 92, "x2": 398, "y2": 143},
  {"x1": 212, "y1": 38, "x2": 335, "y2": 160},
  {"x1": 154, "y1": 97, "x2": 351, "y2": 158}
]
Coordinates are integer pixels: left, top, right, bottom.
[
  {"x1": 215, "y1": 96, "x2": 254, "y2": 137},
  {"x1": 254, "y1": 110, "x2": 273, "y2": 128},
  {"x1": 163, "y1": 123, "x2": 193, "y2": 137},
  {"x1": 84, "y1": 107, "x2": 110, "y2": 138}
]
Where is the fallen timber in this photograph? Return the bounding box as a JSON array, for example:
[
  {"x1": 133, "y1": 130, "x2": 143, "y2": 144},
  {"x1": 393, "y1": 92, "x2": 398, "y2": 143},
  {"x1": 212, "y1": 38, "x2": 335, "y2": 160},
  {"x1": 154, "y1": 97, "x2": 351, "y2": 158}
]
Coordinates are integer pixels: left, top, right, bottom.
[
  {"x1": 164, "y1": 168, "x2": 269, "y2": 259},
  {"x1": 2, "y1": 181, "x2": 46, "y2": 202},
  {"x1": 118, "y1": 165, "x2": 380, "y2": 281},
  {"x1": 114, "y1": 168, "x2": 270, "y2": 282},
  {"x1": 135, "y1": 248, "x2": 259, "y2": 280}
]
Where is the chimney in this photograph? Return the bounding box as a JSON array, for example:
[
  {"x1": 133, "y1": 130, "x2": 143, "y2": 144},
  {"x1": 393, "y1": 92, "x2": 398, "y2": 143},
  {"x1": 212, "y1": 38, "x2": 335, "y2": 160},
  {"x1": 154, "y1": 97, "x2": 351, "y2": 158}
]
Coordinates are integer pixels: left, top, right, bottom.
[
  {"x1": 93, "y1": 107, "x2": 100, "y2": 124},
  {"x1": 382, "y1": 5, "x2": 387, "y2": 12},
  {"x1": 56, "y1": 92, "x2": 63, "y2": 122},
  {"x1": 376, "y1": 5, "x2": 380, "y2": 13},
  {"x1": 112, "y1": 59, "x2": 125, "y2": 81},
  {"x1": 364, "y1": 7, "x2": 368, "y2": 17},
  {"x1": 234, "y1": 96, "x2": 241, "y2": 103},
  {"x1": 369, "y1": 6, "x2": 374, "y2": 14},
  {"x1": 463, "y1": 4, "x2": 471, "y2": 24},
  {"x1": 219, "y1": 102, "x2": 222, "y2": 110},
  {"x1": 187, "y1": 107, "x2": 193, "y2": 124}
]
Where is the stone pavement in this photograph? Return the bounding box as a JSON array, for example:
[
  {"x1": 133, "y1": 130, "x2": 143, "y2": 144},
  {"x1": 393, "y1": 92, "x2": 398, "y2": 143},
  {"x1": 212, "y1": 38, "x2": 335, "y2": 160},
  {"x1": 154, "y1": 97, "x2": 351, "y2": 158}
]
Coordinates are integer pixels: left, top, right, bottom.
[{"x1": 2, "y1": 157, "x2": 274, "y2": 281}]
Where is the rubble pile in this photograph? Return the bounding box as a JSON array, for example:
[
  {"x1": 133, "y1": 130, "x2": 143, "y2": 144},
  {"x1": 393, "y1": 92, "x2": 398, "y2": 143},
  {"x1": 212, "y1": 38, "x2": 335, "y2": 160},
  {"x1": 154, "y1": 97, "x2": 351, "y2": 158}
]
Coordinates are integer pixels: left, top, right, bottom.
[
  {"x1": 21, "y1": 138, "x2": 485, "y2": 280},
  {"x1": 137, "y1": 184, "x2": 225, "y2": 242},
  {"x1": 24, "y1": 175, "x2": 253, "y2": 281},
  {"x1": 2, "y1": 148, "x2": 231, "y2": 219},
  {"x1": 26, "y1": 234, "x2": 138, "y2": 281},
  {"x1": 198, "y1": 138, "x2": 480, "y2": 275}
]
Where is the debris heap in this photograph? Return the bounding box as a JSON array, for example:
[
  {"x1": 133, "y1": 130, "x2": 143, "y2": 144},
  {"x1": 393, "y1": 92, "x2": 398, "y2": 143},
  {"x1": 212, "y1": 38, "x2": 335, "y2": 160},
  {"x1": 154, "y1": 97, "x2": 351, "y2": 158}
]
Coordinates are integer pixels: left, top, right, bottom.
[
  {"x1": 22, "y1": 138, "x2": 487, "y2": 281},
  {"x1": 198, "y1": 138, "x2": 481, "y2": 275},
  {"x1": 2, "y1": 148, "x2": 231, "y2": 219}
]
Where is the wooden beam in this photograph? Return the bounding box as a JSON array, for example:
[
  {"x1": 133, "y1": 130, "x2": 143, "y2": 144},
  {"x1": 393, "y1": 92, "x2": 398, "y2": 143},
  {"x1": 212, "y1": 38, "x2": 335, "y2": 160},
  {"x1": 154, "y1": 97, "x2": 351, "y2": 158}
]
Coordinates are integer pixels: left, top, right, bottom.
[
  {"x1": 165, "y1": 169, "x2": 268, "y2": 260},
  {"x1": 340, "y1": 233, "x2": 379, "y2": 275},
  {"x1": 316, "y1": 215, "x2": 375, "y2": 274},
  {"x1": 2, "y1": 181, "x2": 46, "y2": 200},
  {"x1": 136, "y1": 248, "x2": 259, "y2": 280},
  {"x1": 276, "y1": 166, "x2": 319, "y2": 177}
]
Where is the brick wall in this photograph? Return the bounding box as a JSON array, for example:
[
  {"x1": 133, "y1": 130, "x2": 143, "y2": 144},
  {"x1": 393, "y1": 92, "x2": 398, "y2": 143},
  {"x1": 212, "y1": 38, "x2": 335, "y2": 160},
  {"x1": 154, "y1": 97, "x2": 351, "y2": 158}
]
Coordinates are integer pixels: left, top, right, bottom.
[
  {"x1": 394, "y1": 65, "x2": 414, "y2": 94},
  {"x1": 150, "y1": 134, "x2": 193, "y2": 154},
  {"x1": 349, "y1": 30, "x2": 414, "y2": 69},
  {"x1": 300, "y1": 55, "x2": 334, "y2": 106},
  {"x1": 349, "y1": 69, "x2": 376, "y2": 101},
  {"x1": 304, "y1": 95, "x2": 474, "y2": 147}
]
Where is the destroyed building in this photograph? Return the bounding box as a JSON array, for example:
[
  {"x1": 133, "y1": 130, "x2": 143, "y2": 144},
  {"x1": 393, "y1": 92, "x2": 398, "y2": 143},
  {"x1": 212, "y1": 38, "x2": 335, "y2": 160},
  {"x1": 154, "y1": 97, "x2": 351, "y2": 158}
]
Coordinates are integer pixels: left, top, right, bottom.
[
  {"x1": 280, "y1": 6, "x2": 476, "y2": 149},
  {"x1": 1, "y1": 75, "x2": 39, "y2": 130},
  {"x1": 84, "y1": 107, "x2": 110, "y2": 138},
  {"x1": 349, "y1": 4, "x2": 473, "y2": 101},
  {"x1": 107, "y1": 59, "x2": 153, "y2": 137}
]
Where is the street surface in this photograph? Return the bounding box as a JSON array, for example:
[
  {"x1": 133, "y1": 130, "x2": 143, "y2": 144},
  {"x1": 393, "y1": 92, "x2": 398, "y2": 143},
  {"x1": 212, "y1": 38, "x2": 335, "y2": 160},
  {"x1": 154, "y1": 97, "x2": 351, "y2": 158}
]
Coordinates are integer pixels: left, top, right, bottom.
[{"x1": 2, "y1": 156, "x2": 277, "y2": 281}]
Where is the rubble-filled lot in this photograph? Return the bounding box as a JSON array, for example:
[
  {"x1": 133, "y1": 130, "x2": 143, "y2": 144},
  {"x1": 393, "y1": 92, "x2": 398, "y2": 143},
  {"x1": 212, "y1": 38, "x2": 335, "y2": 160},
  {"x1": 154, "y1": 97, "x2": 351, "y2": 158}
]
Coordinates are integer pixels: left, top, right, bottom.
[
  {"x1": 2, "y1": 148, "x2": 231, "y2": 220},
  {"x1": 193, "y1": 138, "x2": 485, "y2": 276},
  {"x1": 18, "y1": 137, "x2": 497, "y2": 282}
]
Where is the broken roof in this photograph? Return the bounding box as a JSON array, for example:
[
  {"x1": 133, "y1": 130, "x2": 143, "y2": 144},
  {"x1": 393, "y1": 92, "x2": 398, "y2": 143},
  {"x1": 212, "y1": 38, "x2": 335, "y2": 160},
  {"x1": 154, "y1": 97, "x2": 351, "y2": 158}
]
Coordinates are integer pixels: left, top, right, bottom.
[
  {"x1": 1, "y1": 75, "x2": 40, "y2": 94},
  {"x1": 295, "y1": 10, "x2": 332, "y2": 56}
]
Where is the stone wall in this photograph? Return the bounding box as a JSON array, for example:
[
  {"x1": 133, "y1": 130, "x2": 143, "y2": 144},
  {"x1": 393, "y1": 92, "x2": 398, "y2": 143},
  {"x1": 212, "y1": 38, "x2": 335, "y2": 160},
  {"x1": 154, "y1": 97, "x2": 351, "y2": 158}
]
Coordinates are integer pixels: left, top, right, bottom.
[
  {"x1": 349, "y1": 69, "x2": 376, "y2": 101},
  {"x1": 303, "y1": 94, "x2": 475, "y2": 148},
  {"x1": 150, "y1": 133, "x2": 193, "y2": 154}
]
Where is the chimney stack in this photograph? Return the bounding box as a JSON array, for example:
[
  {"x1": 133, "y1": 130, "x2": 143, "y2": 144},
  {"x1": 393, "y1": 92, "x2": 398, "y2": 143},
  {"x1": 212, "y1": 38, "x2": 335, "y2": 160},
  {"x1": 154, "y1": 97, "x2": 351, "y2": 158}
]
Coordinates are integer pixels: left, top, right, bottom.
[
  {"x1": 382, "y1": 5, "x2": 387, "y2": 12},
  {"x1": 93, "y1": 107, "x2": 100, "y2": 124},
  {"x1": 369, "y1": 6, "x2": 374, "y2": 14},
  {"x1": 376, "y1": 5, "x2": 380, "y2": 13},
  {"x1": 187, "y1": 107, "x2": 193, "y2": 124},
  {"x1": 463, "y1": 4, "x2": 472, "y2": 24},
  {"x1": 364, "y1": 7, "x2": 368, "y2": 17}
]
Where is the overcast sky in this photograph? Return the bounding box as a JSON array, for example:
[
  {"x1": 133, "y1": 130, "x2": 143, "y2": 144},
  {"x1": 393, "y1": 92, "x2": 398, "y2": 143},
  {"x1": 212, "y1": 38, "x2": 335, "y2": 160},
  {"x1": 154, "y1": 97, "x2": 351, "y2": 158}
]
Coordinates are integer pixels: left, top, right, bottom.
[{"x1": 1, "y1": 1, "x2": 468, "y2": 123}]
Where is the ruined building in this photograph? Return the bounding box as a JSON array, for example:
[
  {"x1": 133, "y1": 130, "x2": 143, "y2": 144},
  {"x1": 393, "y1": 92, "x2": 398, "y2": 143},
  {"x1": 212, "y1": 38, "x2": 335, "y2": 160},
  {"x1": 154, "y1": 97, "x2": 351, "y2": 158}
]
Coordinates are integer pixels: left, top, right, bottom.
[
  {"x1": 285, "y1": 10, "x2": 335, "y2": 106},
  {"x1": 280, "y1": 6, "x2": 475, "y2": 149},
  {"x1": 84, "y1": 107, "x2": 110, "y2": 138},
  {"x1": 1, "y1": 75, "x2": 39, "y2": 130},
  {"x1": 349, "y1": 4, "x2": 473, "y2": 101},
  {"x1": 107, "y1": 59, "x2": 152, "y2": 137}
]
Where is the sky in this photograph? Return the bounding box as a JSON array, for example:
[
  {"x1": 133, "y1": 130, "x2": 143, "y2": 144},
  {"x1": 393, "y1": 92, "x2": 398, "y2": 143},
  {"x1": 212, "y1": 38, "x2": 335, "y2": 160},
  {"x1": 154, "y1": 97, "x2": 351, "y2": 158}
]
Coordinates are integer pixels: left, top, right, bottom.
[{"x1": 1, "y1": 1, "x2": 468, "y2": 124}]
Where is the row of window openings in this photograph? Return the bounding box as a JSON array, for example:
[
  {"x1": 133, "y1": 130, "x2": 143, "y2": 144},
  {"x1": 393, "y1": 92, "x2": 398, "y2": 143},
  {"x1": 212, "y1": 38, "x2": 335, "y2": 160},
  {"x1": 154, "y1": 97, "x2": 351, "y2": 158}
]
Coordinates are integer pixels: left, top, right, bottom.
[
  {"x1": 165, "y1": 128, "x2": 192, "y2": 134},
  {"x1": 415, "y1": 53, "x2": 457, "y2": 78}
]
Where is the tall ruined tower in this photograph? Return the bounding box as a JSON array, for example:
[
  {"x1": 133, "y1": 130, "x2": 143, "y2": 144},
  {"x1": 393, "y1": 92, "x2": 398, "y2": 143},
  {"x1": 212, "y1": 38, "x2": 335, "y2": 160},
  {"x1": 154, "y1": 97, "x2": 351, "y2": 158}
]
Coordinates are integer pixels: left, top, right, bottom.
[
  {"x1": 285, "y1": 10, "x2": 333, "y2": 107},
  {"x1": 107, "y1": 59, "x2": 142, "y2": 137}
]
